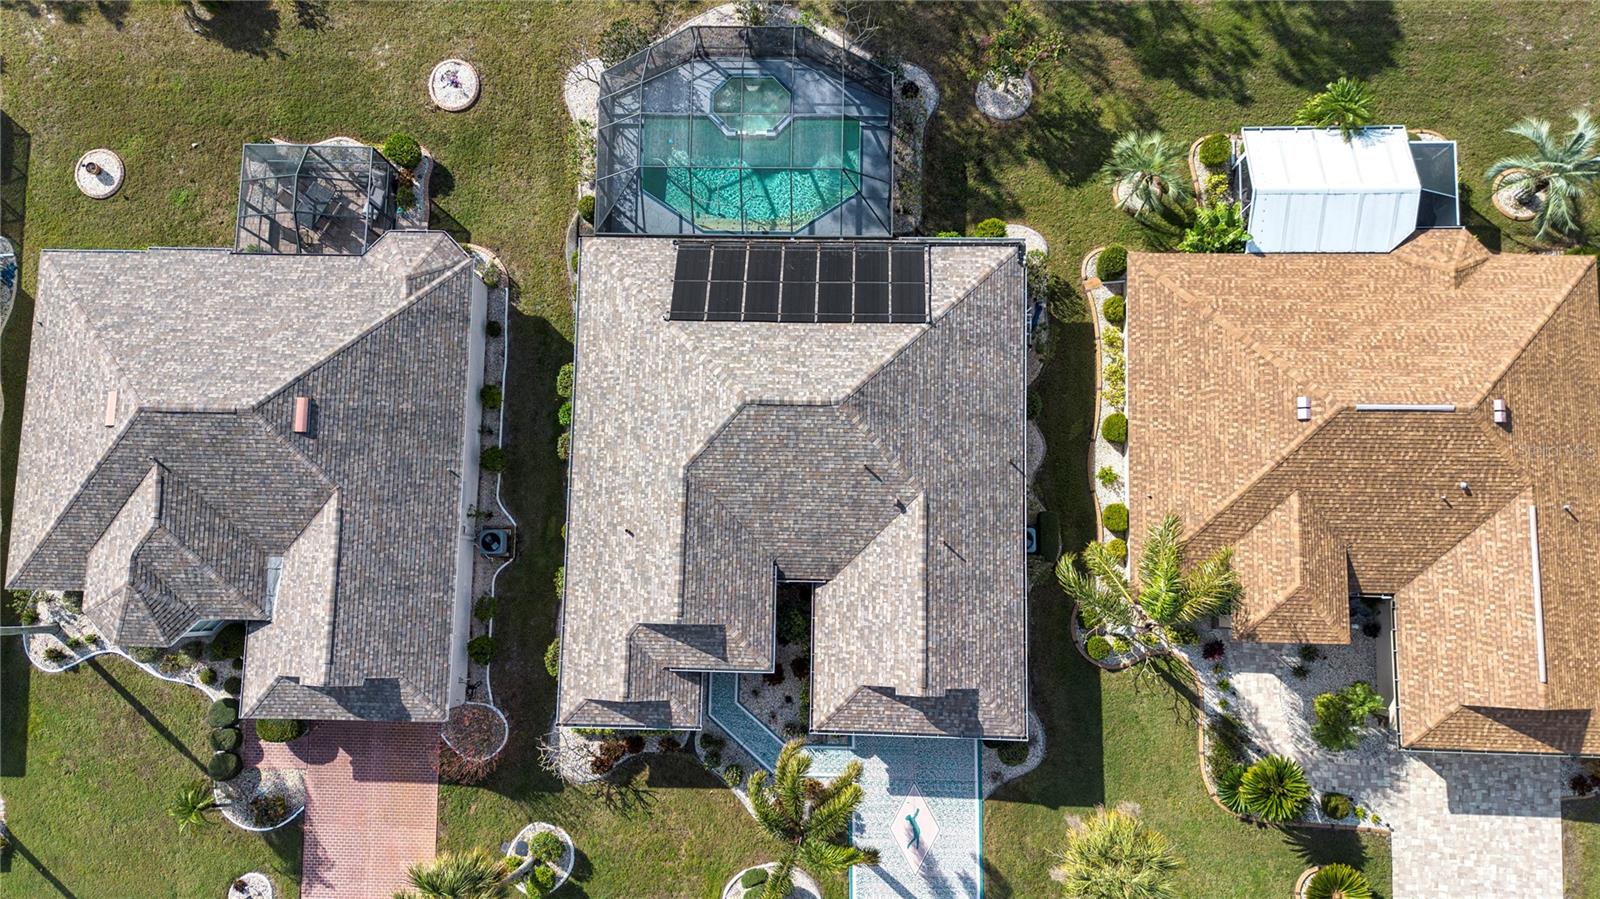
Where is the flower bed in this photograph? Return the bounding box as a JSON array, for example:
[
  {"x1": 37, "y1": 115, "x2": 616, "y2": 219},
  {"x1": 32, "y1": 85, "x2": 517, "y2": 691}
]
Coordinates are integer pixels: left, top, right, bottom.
[
  {"x1": 215, "y1": 767, "x2": 306, "y2": 833},
  {"x1": 722, "y1": 863, "x2": 822, "y2": 899},
  {"x1": 975, "y1": 73, "x2": 1033, "y2": 121},
  {"x1": 442, "y1": 701, "x2": 509, "y2": 762},
  {"x1": 505, "y1": 822, "x2": 574, "y2": 896}
]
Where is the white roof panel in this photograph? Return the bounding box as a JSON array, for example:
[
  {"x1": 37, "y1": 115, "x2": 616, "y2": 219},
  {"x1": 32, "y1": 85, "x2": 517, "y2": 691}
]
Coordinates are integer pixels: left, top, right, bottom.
[{"x1": 1241, "y1": 125, "x2": 1420, "y2": 194}]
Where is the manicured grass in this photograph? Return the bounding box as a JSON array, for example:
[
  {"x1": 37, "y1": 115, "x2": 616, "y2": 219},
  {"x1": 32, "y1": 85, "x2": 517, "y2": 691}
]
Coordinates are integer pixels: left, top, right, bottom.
[
  {"x1": 1568, "y1": 798, "x2": 1600, "y2": 899},
  {"x1": 0, "y1": 652, "x2": 300, "y2": 898}
]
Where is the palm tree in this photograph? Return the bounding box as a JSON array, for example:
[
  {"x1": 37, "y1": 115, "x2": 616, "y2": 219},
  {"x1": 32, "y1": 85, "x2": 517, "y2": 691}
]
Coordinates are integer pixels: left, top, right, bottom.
[
  {"x1": 394, "y1": 848, "x2": 510, "y2": 899},
  {"x1": 1485, "y1": 110, "x2": 1600, "y2": 243},
  {"x1": 748, "y1": 739, "x2": 880, "y2": 899},
  {"x1": 1238, "y1": 755, "x2": 1311, "y2": 824},
  {"x1": 1058, "y1": 514, "x2": 1240, "y2": 641},
  {"x1": 1053, "y1": 803, "x2": 1181, "y2": 899},
  {"x1": 1304, "y1": 863, "x2": 1373, "y2": 899},
  {"x1": 1291, "y1": 77, "x2": 1377, "y2": 141},
  {"x1": 1099, "y1": 131, "x2": 1191, "y2": 219},
  {"x1": 167, "y1": 780, "x2": 219, "y2": 834}
]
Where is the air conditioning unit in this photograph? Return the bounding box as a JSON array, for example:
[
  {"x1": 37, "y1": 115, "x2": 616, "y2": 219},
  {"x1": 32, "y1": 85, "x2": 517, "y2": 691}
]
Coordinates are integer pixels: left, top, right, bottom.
[{"x1": 477, "y1": 528, "x2": 512, "y2": 558}]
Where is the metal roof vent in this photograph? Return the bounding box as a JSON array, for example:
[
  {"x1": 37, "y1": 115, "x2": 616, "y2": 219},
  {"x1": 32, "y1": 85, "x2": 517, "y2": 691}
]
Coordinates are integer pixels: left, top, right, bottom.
[
  {"x1": 103, "y1": 390, "x2": 118, "y2": 428},
  {"x1": 1295, "y1": 396, "x2": 1312, "y2": 421},
  {"x1": 292, "y1": 396, "x2": 311, "y2": 434},
  {"x1": 1492, "y1": 398, "x2": 1509, "y2": 426}
]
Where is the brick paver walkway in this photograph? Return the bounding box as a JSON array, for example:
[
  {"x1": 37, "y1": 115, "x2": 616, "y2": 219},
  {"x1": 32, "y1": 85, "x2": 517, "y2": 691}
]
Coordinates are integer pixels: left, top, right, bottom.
[{"x1": 244, "y1": 721, "x2": 441, "y2": 899}]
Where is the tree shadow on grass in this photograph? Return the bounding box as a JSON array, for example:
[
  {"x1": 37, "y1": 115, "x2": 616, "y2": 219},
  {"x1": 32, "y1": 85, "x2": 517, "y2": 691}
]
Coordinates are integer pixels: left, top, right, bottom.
[
  {"x1": 0, "y1": 635, "x2": 31, "y2": 777},
  {"x1": 1278, "y1": 824, "x2": 1388, "y2": 897},
  {"x1": 1043, "y1": 2, "x2": 1261, "y2": 104},
  {"x1": 2, "y1": 831, "x2": 77, "y2": 896},
  {"x1": 85, "y1": 657, "x2": 205, "y2": 773},
  {"x1": 182, "y1": 0, "x2": 284, "y2": 59},
  {"x1": 1234, "y1": 1, "x2": 1401, "y2": 90},
  {"x1": 1, "y1": 0, "x2": 129, "y2": 30}
]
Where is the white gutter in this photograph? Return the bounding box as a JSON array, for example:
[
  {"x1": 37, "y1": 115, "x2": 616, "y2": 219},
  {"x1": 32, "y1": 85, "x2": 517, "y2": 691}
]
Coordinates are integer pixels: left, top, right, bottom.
[{"x1": 1528, "y1": 505, "x2": 1547, "y2": 684}]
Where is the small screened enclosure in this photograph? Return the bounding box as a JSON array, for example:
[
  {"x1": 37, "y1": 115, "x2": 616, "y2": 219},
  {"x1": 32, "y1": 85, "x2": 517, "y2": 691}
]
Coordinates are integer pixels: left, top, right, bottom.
[
  {"x1": 595, "y1": 26, "x2": 894, "y2": 237},
  {"x1": 236, "y1": 143, "x2": 395, "y2": 255}
]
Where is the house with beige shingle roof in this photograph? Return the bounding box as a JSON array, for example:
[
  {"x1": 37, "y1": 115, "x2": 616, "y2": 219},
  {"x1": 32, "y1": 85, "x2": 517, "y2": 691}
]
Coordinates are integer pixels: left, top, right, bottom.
[{"x1": 1127, "y1": 229, "x2": 1600, "y2": 755}]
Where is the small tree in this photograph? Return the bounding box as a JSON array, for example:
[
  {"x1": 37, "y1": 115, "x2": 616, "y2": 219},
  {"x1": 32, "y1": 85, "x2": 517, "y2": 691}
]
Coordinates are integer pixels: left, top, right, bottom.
[
  {"x1": 595, "y1": 18, "x2": 653, "y2": 66},
  {"x1": 1177, "y1": 202, "x2": 1250, "y2": 253},
  {"x1": 748, "y1": 739, "x2": 880, "y2": 899},
  {"x1": 1292, "y1": 77, "x2": 1378, "y2": 141},
  {"x1": 1100, "y1": 132, "x2": 1192, "y2": 219},
  {"x1": 971, "y1": 3, "x2": 1068, "y2": 84},
  {"x1": 1485, "y1": 110, "x2": 1600, "y2": 243},
  {"x1": 1053, "y1": 803, "x2": 1181, "y2": 899},
  {"x1": 395, "y1": 848, "x2": 510, "y2": 899},
  {"x1": 168, "y1": 780, "x2": 219, "y2": 834}
]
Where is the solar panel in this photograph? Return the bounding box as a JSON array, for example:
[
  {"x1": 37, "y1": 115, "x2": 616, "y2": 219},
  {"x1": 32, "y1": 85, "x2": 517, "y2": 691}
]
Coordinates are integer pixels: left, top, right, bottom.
[
  {"x1": 855, "y1": 246, "x2": 888, "y2": 282},
  {"x1": 707, "y1": 280, "x2": 744, "y2": 320},
  {"x1": 855, "y1": 281, "x2": 889, "y2": 322},
  {"x1": 747, "y1": 246, "x2": 783, "y2": 281},
  {"x1": 711, "y1": 245, "x2": 747, "y2": 280},
  {"x1": 780, "y1": 278, "x2": 815, "y2": 321},
  {"x1": 671, "y1": 278, "x2": 708, "y2": 319},
  {"x1": 745, "y1": 280, "x2": 781, "y2": 320},
  {"x1": 671, "y1": 240, "x2": 932, "y2": 324},
  {"x1": 819, "y1": 246, "x2": 853, "y2": 281},
  {"x1": 817, "y1": 281, "x2": 853, "y2": 322}
]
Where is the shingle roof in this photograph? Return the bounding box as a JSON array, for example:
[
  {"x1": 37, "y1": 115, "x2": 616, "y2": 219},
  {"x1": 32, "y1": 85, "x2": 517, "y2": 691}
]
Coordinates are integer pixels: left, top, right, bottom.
[
  {"x1": 1128, "y1": 232, "x2": 1600, "y2": 754},
  {"x1": 6, "y1": 231, "x2": 475, "y2": 723},
  {"x1": 559, "y1": 237, "x2": 1027, "y2": 739}
]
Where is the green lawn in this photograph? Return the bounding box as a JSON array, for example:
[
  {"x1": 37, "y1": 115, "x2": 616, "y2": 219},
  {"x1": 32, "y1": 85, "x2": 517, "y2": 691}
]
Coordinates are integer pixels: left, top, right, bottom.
[
  {"x1": 1569, "y1": 798, "x2": 1600, "y2": 899},
  {"x1": 0, "y1": 652, "x2": 300, "y2": 897}
]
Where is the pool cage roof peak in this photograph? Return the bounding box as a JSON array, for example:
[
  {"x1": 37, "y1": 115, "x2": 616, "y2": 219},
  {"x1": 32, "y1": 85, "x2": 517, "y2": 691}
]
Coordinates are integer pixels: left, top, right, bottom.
[
  {"x1": 595, "y1": 25, "x2": 896, "y2": 238},
  {"x1": 236, "y1": 142, "x2": 396, "y2": 256}
]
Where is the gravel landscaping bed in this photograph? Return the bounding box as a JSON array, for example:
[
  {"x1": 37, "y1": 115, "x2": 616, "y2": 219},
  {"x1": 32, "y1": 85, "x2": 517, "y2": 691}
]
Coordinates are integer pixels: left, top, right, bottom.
[{"x1": 216, "y1": 766, "x2": 307, "y2": 833}]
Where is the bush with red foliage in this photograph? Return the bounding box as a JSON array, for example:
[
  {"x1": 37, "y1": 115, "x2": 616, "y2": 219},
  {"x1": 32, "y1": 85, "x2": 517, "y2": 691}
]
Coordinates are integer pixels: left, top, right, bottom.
[
  {"x1": 658, "y1": 735, "x2": 680, "y2": 752},
  {"x1": 442, "y1": 703, "x2": 507, "y2": 762},
  {"x1": 1202, "y1": 640, "x2": 1226, "y2": 661},
  {"x1": 624, "y1": 734, "x2": 645, "y2": 754}
]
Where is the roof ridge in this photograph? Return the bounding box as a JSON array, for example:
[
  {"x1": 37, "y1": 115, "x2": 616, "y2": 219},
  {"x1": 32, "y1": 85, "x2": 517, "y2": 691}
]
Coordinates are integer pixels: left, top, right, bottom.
[
  {"x1": 1156, "y1": 273, "x2": 1332, "y2": 402},
  {"x1": 1470, "y1": 259, "x2": 1597, "y2": 408}
]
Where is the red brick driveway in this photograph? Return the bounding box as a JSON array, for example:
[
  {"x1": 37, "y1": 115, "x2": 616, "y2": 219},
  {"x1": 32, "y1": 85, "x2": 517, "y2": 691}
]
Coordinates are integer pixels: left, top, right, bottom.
[{"x1": 244, "y1": 721, "x2": 440, "y2": 899}]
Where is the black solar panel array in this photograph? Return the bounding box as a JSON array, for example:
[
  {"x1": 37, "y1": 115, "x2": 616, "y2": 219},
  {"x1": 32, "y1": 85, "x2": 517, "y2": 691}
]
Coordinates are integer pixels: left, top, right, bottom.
[{"x1": 671, "y1": 242, "x2": 929, "y2": 323}]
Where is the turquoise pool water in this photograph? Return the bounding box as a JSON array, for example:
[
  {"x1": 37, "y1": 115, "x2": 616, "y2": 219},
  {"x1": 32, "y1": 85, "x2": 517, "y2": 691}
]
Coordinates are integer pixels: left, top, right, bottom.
[{"x1": 710, "y1": 75, "x2": 792, "y2": 134}]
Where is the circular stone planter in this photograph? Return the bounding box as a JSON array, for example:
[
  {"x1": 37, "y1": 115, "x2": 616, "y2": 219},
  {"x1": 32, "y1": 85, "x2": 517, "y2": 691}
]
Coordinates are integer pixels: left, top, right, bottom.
[
  {"x1": 1293, "y1": 866, "x2": 1321, "y2": 899},
  {"x1": 1005, "y1": 223, "x2": 1048, "y2": 255},
  {"x1": 442, "y1": 700, "x2": 510, "y2": 762},
  {"x1": 508, "y1": 822, "x2": 574, "y2": 895},
  {"x1": 228, "y1": 872, "x2": 274, "y2": 899},
  {"x1": 975, "y1": 73, "x2": 1033, "y2": 121},
  {"x1": 1491, "y1": 168, "x2": 1541, "y2": 222},
  {"x1": 429, "y1": 58, "x2": 481, "y2": 112},
  {"x1": 75, "y1": 149, "x2": 124, "y2": 199},
  {"x1": 721, "y1": 863, "x2": 822, "y2": 899}
]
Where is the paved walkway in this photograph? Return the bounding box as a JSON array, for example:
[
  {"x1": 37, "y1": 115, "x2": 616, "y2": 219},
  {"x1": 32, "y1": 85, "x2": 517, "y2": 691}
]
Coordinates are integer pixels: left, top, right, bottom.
[
  {"x1": 709, "y1": 674, "x2": 982, "y2": 898},
  {"x1": 1183, "y1": 626, "x2": 1572, "y2": 898},
  {"x1": 244, "y1": 721, "x2": 441, "y2": 899}
]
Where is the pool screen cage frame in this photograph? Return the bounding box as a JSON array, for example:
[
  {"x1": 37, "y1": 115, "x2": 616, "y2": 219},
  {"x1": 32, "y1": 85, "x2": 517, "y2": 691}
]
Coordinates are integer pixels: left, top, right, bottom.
[
  {"x1": 235, "y1": 142, "x2": 396, "y2": 255},
  {"x1": 594, "y1": 26, "x2": 895, "y2": 237}
]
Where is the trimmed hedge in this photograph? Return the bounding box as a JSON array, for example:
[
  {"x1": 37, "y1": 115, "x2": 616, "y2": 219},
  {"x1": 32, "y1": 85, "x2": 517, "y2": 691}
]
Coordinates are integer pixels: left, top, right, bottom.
[
  {"x1": 556, "y1": 431, "x2": 571, "y2": 462},
  {"x1": 557, "y1": 400, "x2": 573, "y2": 427},
  {"x1": 197, "y1": 667, "x2": 218, "y2": 686},
  {"x1": 578, "y1": 194, "x2": 595, "y2": 223},
  {"x1": 480, "y1": 384, "x2": 503, "y2": 410},
  {"x1": 1086, "y1": 635, "x2": 1111, "y2": 660},
  {"x1": 973, "y1": 217, "x2": 1008, "y2": 238},
  {"x1": 545, "y1": 638, "x2": 562, "y2": 677},
  {"x1": 208, "y1": 750, "x2": 242, "y2": 781},
  {"x1": 468, "y1": 635, "x2": 496, "y2": 664},
  {"x1": 208, "y1": 698, "x2": 239, "y2": 728},
  {"x1": 740, "y1": 867, "x2": 769, "y2": 888},
  {"x1": 381, "y1": 132, "x2": 422, "y2": 170},
  {"x1": 995, "y1": 741, "x2": 1028, "y2": 766},
  {"x1": 1101, "y1": 294, "x2": 1125, "y2": 326},
  {"x1": 486, "y1": 319, "x2": 504, "y2": 338},
  {"x1": 223, "y1": 676, "x2": 242, "y2": 695},
  {"x1": 255, "y1": 718, "x2": 308, "y2": 743},
  {"x1": 556, "y1": 362, "x2": 574, "y2": 398},
  {"x1": 1105, "y1": 537, "x2": 1128, "y2": 562},
  {"x1": 209, "y1": 727, "x2": 241, "y2": 752},
  {"x1": 1102, "y1": 503, "x2": 1129, "y2": 533},
  {"x1": 1095, "y1": 245, "x2": 1128, "y2": 281},
  {"x1": 1100, "y1": 412, "x2": 1128, "y2": 443},
  {"x1": 480, "y1": 446, "x2": 506, "y2": 472},
  {"x1": 528, "y1": 830, "x2": 564, "y2": 864},
  {"x1": 473, "y1": 594, "x2": 495, "y2": 622},
  {"x1": 1197, "y1": 132, "x2": 1232, "y2": 168}
]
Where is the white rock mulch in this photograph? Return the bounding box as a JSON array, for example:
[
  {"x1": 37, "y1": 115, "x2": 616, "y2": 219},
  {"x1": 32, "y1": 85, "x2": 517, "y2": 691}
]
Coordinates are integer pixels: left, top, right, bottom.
[
  {"x1": 75, "y1": 148, "x2": 124, "y2": 199},
  {"x1": 562, "y1": 57, "x2": 603, "y2": 127},
  {"x1": 216, "y1": 766, "x2": 307, "y2": 833},
  {"x1": 722, "y1": 864, "x2": 822, "y2": 899},
  {"x1": 508, "y1": 822, "x2": 575, "y2": 895},
  {"x1": 1082, "y1": 247, "x2": 1128, "y2": 555},
  {"x1": 976, "y1": 73, "x2": 1032, "y2": 121},
  {"x1": 428, "y1": 58, "x2": 480, "y2": 112},
  {"x1": 227, "y1": 872, "x2": 274, "y2": 899},
  {"x1": 1006, "y1": 223, "x2": 1047, "y2": 255},
  {"x1": 902, "y1": 62, "x2": 938, "y2": 118},
  {"x1": 738, "y1": 640, "x2": 810, "y2": 738},
  {"x1": 981, "y1": 709, "x2": 1048, "y2": 796}
]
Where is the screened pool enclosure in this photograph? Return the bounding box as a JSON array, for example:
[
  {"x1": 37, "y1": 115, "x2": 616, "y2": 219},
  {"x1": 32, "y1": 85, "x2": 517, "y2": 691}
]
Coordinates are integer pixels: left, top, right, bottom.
[
  {"x1": 595, "y1": 26, "x2": 894, "y2": 237},
  {"x1": 236, "y1": 143, "x2": 396, "y2": 255}
]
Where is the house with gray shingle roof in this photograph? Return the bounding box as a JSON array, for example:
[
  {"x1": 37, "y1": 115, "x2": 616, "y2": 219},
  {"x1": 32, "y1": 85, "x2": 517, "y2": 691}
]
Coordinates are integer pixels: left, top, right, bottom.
[
  {"x1": 6, "y1": 229, "x2": 488, "y2": 722},
  {"x1": 556, "y1": 236, "x2": 1030, "y2": 739}
]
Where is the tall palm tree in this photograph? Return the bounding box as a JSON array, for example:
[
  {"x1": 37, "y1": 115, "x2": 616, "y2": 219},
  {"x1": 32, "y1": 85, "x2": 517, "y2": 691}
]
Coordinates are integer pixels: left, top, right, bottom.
[
  {"x1": 394, "y1": 848, "x2": 510, "y2": 899},
  {"x1": 167, "y1": 780, "x2": 219, "y2": 834},
  {"x1": 1053, "y1": 803, "x2": 1181, "y2": 899},
  {"x1": 748, "y1": 739, "x2": 880, "y2": 899},
  {"x1": 1485, "y1": 110, "x2": 1600, "y2": 243},
  {"x1": 1057, "y1": 514, "x2": 1240, "y2": 636},
  {"x1": 1291, "y1": 77, "x2": 1377, "y2": 141},
  {"x1": 1099, "y1": 131, "x2": 1191, "y2": 219}
]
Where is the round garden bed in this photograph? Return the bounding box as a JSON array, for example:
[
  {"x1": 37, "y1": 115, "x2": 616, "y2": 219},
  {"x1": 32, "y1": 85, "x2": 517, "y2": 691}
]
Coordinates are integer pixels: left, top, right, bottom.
[
  {"x1": 75, "y1": 148, "x2": 124, "y2": 199},
  {"x1": 216, "y1": 766, "x2": 306, "y2": 833},
  {"x1": 506, "y1": 822, "x2": 574, "y2": 895},
  {"x1": 429, "y1": 58, "x2": 481, "y2": 112},
  {"x1": 722, "y1": 863, "x2": 822, "y2": 899},
  {"x1": 975, "y1": 73, "x2": 1033, "y2": 121},
  {"x1": 442, "y1": 701, "x2": 510, "y2": 762},
  {"x1": 1492, "y1": 168, "x2": 1541, "y2": 222},
  {"x1": 227, "y1": 872, "x2": 274, "y2": 899}
]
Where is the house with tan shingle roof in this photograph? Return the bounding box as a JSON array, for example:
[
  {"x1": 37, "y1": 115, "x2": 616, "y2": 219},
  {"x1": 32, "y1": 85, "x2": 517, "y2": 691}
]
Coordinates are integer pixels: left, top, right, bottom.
[{"x1": 1127, "y1": 229, "x2": 1600, "y2": 755}]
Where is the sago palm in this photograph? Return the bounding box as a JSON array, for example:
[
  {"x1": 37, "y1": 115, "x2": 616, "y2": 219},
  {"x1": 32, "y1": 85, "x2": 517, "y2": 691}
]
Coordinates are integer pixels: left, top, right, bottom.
[
  {"x1": 1054, "y1": 804, "x2": 1181, "y2": 899},
  {"x1": 1238, "y1": 755, "x2": 1310, "y2": 824},
  {"x1": 167, "y1": 780, "x2": 219, "y2": 834},
  {"x1": 1485, "y1": 110, "x2": 1600, "y2": 243},
  {"x1": 1099, "y1": 131, "x2": 1191, "y2": 219},
  {"x1": 394, "y1": 848, "x2": 510, "y2": 899},
  {"x1": 1304, "y1": 863, "x2": 1373, "y2": 899},
  {"x1": 1292, "y1": 77, "x2": 1377, "y2": 141},
  {"x1": 748, "y1": 739, "x2": 880, "y2": 899}
]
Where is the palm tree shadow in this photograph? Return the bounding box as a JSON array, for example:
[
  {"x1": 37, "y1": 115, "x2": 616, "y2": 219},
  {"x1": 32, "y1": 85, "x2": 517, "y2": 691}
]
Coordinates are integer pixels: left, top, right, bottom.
[
  {"x1": 587, "y1": 762, "x2": 660, "y2": 818},
  {"x1": 3, "y1": 831, "x2": 78, "y2": 896}
]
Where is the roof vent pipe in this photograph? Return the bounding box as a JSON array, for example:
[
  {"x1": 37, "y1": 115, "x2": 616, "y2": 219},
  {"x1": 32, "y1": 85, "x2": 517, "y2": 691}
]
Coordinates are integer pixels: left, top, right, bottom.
[
  {"x1": 292, "y1": 396, "x2": 311, "y2": 434},
  {"x1": 1492, "y1": 398, "x2": 1509, "y2": 425},
  {"x1": 103, "y1": 390, "x2": 118, "y2": 428},
  {"x1": 1295, "y1": 396, "x2": 1311, "y2": 422}
]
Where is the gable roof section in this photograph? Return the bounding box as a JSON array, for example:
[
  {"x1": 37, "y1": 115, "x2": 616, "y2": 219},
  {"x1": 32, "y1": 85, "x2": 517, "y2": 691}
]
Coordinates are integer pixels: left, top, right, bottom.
[
  {"x1": 1229, "y1": 491, "x2": 1349, "y2": 644},
  {"x1": 1128, "y1": 233, "x2": 1600, "y2": 754}
]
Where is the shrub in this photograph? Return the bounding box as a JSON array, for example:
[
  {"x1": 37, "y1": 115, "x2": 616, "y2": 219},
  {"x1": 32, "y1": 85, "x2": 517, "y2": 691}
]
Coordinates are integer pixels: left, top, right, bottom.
[
  {"x1": 544, "y1": 637, "x2": 561, "y2": 678},
  {"x1": 578, "y1": 193, "x2": 596, "y2": 223},
  {"x1": 556, "y1": 431, "x2": 571, "y2": 461},
  {"x1": 1202, "y1": 640, "x2": 1226, "y2": 661},
  {"x1": 1239, "y1": 755, "x2": 1310, "y2": 823},
  {"x1": 1027, "y1": 389, "x2": 1041, "y2": 419},
  {"x1": 486, "y1": 319, "x2": 503, "y2": 338},
  {"x1": 1215, "y1": 763, "x2": 1249, "y2": 814},
  {"x1": 209, "y1": 727, "x2": 241, "y2": 752},
  {"x1": 208, "y1": 622, "x2": 246, "y2": 660},
  {"x1": 131, "y1": 646, "x2": 160, "y2": 663},
  {"x1": 1101, "y1": 503, "x2": 1129, "y2": 533},
  {"x1": 623, "y1": 734, "x2": 645, "y2": 754},
  {"x1": 553, "y1": 566, "x2": 564, "y2": 596},
  {"x1": 1101, "y1": 293, "x2": 1125, "y2": 326},
  {"x1": 1096, "y1": 465, "x2": 1120, "y2": 488},
  {"x1": 1205, "y1": 171, "x2": 1231, "y2": 199},
  {"x1": 159, "y1": 650, "x2": 197, "y2": 674},
  {"x1": 1100, "y1": 412, "x2": 1128, "y2": 444},
  {"x1": 396, "y1": 181, "x2": 416, "y2": 211},
  {"x1": 1111, "y1": 636, "x2": 1131, "y2": 653},
  {"x1": 555, "y1": 362, "x2": 575, "y2": 398},
  {"x1": 528, "y1": 864, "x2": 556, "y2": 894},
  {"x1": 658, "y1": 735, "x2": 680, "y2": 751},
  {"x1": 208, "y1": 751, "x2": 242, "y2": 781},
  {"x1": 1290, "y1": 663, "x2": 1310, "y2": 679},
  {"x1": 699, "y1": 731, "x2": 724, "y2": 751},
  {"x1": 1104, "y1": 537, "x2": 1128, "y2": 562},
  {"x1": 973, "y1": 217, "x2": 1008, "y2": 238},
  {"x1": 44, "y1": 646, "x2": 70, "y2": 663},
  {"x1": 473, "y1": 594, "x2": 495, "y2": 622},
  {"x1": 255, "y1": 718, "x2": 308, "y2": 743},
  {"x1": 467, "y1": 635, "x2": 496, "y2": 664},
  {"x1": 1197, "y1": 132, "x2": 1232, "y2": 168},
  {"x1": 1320, "y1": 791, "x2": 1353, "y2": 820},
  {"x1": 528, "y1": 830, "x2": 564, "y2": 864},
  {"x1": 1178, "y1": 201, "x2": 1250, "y2": 253},
  {"x1": 995, "y1": 741, "x2": 1028, "y2": 766},
  {"x1": 596, "y1": 17, "x2": 654, "y2": 65},
  {"x1": 1096, "y1": 245, "x2": 1128, "y2": 280},
  {"x1": 480, "y1": 265, "x2": 501, "y2": 289},
  {"x1": 1313, "y1": 681, "x2": 1386, "y2": 750},
  {"x1": 479, "y1": 446, "x2": 506, "y2": 472},
  {"x1": 740, "y1": 867, "x2": 769, "y2": 888},
  {"x1": 248, "y1": 794, "x2": 289, "y2": 828},
  {"x1": 935, "y1": 230, "x2": 961, "y2": 238},
  {"x1": 1168, "y1": 624, "x2": 1200, "y2": 646},
  {"x1": 777, "y1": 602, "x2": 809, "y2": 645},
  {"x1": 1305, "y1": 863, "x2": 1372, "y2": 899},
  {"x1": 480, "y1": 384, "x2": 503, "y2": 410},
  {"x1": 223, "y1": 676, "x2": 242, "y2": 695},
  {"x1": 381, "y1": 132, "x2": 422, "y2": 171},
  {"x1": 703, "y1": 748, "x2": 722, "y2": 768},
  {"x1": 1086, "y1": 635, "x2": 1111, "y2": 660},
  {"x1": 1206, "y1": 714, "x2": 1247, "y2": 779},
  {"x1": 723, "y1": 763, "x2": 746, "y2": 787},
  {"x1": 197, "y1": 667, "x2": 217, "y2": 686},
  {"x1": 1298, "y1": 643, "x2": 1323, "y2": 662},
  {"x1": 790, "y1": 656, "x2": 810, "y2": 678},
  {"x1": 208, "y1": 698, "x2": 239, "y2": 728},
  {"x1": 6, "y1": 589, "x2": 40, "y2": 625},
  {"x1": 557, "y1": 401, "x2": 573, "y2": 427},
  {"x1": 1361, "y1": 620, "x2": 1381, "y2": 638}
]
